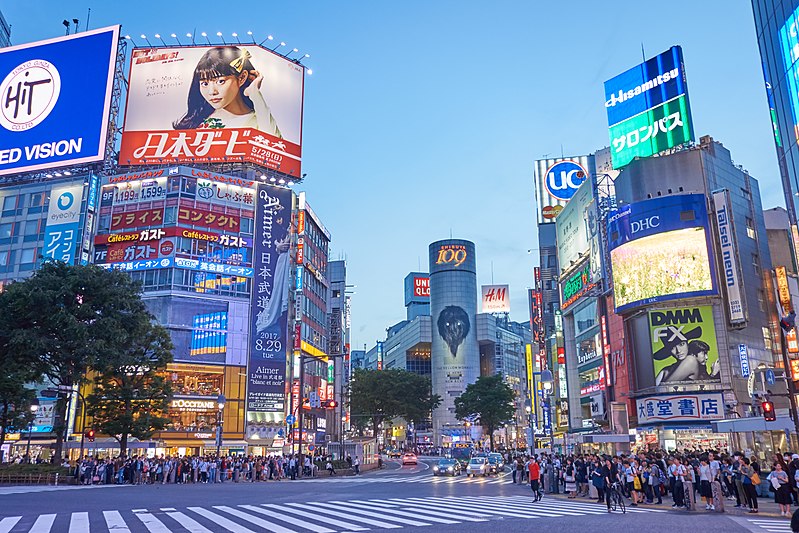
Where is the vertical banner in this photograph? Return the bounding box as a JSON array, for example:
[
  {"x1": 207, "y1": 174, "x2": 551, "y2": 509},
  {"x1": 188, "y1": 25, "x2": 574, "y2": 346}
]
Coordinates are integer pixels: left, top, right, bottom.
[
  {"x1": 43, "y1": 183, "x2": 84, "y2": 264},
  {"x1": 712, "y1": 189, "x2": 746, "y2": 323},
  {"x1": 246, "y1": 184, "x2": 293, "y2": 424}
]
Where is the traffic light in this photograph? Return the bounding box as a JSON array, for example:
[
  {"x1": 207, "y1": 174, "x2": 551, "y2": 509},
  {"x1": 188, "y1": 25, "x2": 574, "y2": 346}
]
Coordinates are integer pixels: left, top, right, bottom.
[
  {"x1": 324, "y1": 400, "x2": 338, "y2": 409},
  {"x1": 85, "y1": 429, "x2": 95, "y2": 442},
  {"x1": 762, "y1": 400, "x2": 776, "y2": 422}
]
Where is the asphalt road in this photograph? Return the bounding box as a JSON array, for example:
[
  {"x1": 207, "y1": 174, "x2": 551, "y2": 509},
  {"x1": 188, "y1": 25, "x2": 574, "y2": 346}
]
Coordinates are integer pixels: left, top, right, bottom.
[{"x1": 0, "y1": 458, "x2": 787, "y2": 533}]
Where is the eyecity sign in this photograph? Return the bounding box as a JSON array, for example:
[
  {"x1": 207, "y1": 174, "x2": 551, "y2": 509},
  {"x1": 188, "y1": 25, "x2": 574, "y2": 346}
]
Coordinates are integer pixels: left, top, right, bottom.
[{"x1": 603, "y1": 46, "x2": 694, "y2": 169}]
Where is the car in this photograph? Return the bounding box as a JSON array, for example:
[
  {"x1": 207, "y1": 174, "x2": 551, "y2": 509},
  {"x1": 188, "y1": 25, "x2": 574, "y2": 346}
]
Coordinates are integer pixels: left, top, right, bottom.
[
  {"x1": 433, "y1": 458, "x2": 461, "y2": 476},
  {"x1": 402, "y1": 453, "x2": 418, "y2": 465},
  {"x1": 487, "y1": 454, "x2": 504, "y2": 474},
  {"x1": 388, "y1": 449, "x2": 402, "y2": 458},
  {"x1": 466, "y1": 457, "x2": 489, "y2": 477}
]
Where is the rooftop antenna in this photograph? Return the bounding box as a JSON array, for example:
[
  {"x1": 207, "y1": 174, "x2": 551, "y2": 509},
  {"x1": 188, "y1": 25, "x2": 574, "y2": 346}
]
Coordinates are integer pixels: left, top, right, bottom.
[
  {"x1": 62, "y1": 19, "x2": 70, "y2": 36},
  {"x1": 72, "y1": 19, "x2": 79, "y2": 34},
  {"x1": 85, "y1": 8, "x2": 90, "y2": 31},
  {"x1": 641, "y1": 42, "x2": 646, "y2": 61},
  {"x1": 491, "y1": 261, "x2": 494, "y2": 284},
  {"x1": 449, "y1": 228, "x2": 453, "y2": 238}
]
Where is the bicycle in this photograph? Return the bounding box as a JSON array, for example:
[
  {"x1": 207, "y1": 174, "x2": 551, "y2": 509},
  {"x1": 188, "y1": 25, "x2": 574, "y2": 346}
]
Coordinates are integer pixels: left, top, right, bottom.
[{"x1": 610, "y1": 482, "x2": 627, "y2": 514}]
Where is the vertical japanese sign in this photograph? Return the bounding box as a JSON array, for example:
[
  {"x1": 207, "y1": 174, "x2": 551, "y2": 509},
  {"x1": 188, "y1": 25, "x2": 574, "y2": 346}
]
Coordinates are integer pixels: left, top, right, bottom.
[
  {"x1": 43, "y1": 183, "x2": 84, "y2": 264},
  {"x1": 738, "y1": 344, "x2": 751, "y2": 378},
  {"x1": 80, "y1": 174, "x2": 99, "y2": 265},
  {"x1": 712, "y1": 189, "x2": 746, "y2": 323},
  {"x1": 246, "y1": 184, "x2": 292, "y2": 422}
]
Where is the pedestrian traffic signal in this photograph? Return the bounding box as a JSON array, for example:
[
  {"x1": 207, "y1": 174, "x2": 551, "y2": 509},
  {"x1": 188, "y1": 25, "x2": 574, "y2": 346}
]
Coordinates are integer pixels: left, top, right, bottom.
[
  {"x1": 85, "y1": 429, "x2": 95, "y2": 442},
  {"x1": 762, "y1": 400, "x2": 776, "y2": 421},
  {"x1": 324, "y1": 400, "x2": 338, "y2": 409}
]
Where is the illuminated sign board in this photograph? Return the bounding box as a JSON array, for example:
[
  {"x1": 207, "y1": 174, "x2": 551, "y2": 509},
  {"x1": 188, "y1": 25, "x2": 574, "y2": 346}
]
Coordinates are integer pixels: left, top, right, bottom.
[
  {"x1": 608, "y1": 194, "x2": 715, "y2": 313},
  {"x1": 534, "y1": 155, "x2": 594, "y2": 225},
  {"x1": 42, "y1": 182, "x2": 84, "y2": 264},
  {"x1": 779, "y1": 6, "x2": 799, "y2": 146},
  {"x1": 435, "y1": 244, "x2": 467, "y2": 267},
  {"x1": 739, "y1": 344, "x2": 750, "y2": 378},
  {"x1": 0, "y1": 27, "x2": 119, "y2": 176},
  {"x1": 561, "y1": 263, "x2": 593, "y2": 309},
  {"x1": 481, "y1": 284, "x2": 510, "y2": 313},
  {"x1": 414, "y1": 277, "x2": 430, "y2": 298},
  {"x1": 777, "y1": 265, "x2": 793, "y2": 313},
  {"x1": 650, "y1": 306, "x2": 720, "y2": 385},
  {"x1": 712, "y1": 189, "x2": 745, "y2": 323},
  {"x1": 120, "y1": 45, "x2": 304, "y2": 176},
  {"x1": 636, "y1": 393, "x2": 724, "y2": 424},
  {"x1": 604, "y1": 46, "x2": 694, "y2": 168},
  {"x1": 171, "y1": 398, "x2": 217, "y2": 411}
]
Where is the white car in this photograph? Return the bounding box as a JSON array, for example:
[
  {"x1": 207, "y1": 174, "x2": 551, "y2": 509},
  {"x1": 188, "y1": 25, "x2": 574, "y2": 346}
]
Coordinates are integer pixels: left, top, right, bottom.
[
  {"x1": 402, "y1": 453, "x2": 418, "y2": 465},
  {"x1": 466, "y1": 457, "x2": 488, "y2": 477}
]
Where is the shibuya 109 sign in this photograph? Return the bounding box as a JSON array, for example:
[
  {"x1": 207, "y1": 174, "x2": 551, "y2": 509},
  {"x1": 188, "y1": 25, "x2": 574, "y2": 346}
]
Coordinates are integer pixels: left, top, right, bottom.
[
  {"x1": 604, "y1": 46, "x2": 694, "y2": 169},
  {"x1": 119, "y1": 45, "x2": 305, "y2": 177},
  {"x1": 0, "y1": 27, "x2": 119, "y2": 176}
]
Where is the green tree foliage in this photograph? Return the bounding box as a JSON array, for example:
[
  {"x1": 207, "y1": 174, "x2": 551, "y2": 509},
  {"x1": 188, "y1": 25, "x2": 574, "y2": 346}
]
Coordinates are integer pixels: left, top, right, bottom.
[
  {"x1": 349, "y1": 368, "x2": 441, "y2": 438},
  {"x1": 86, "y1": 317, "x2": 173, "y2": 458},
  {"x1": 454, "y1": 374, "x2": 516, "y2": 451},
  {"x1": 2, "y1": 262, "x2": 174, "y2": 460}
]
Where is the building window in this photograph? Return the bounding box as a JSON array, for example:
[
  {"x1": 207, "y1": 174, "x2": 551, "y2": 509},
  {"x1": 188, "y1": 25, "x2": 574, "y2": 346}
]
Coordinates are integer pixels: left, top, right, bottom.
[
  {"x1": 758, "y1": 289, "x2": 766, "y2": 312},
  {"x1": 746, "y1": 217, "x2": 756, "y2": 239},
  {"x1": 752, "y1": 253, "x2": 760, "y2": 275},
  {"x1": 0, "y1": 250, "x2": 7, "y2": 266},
  {"x1": 0, "y1": 222, "x2": 12, "y2": 239},
  {"x1": 20, "y1": 248, "x2": 35, "y2": 264},
  {"x1": 763, "y1": 326, "x2": 772, "y2": 351},
  {"x1": 2, "y1": 195, "x2": 16, "y2": 211},
  {"x1": 24, "y1": 220, "x2": 39, "y2": 236}
]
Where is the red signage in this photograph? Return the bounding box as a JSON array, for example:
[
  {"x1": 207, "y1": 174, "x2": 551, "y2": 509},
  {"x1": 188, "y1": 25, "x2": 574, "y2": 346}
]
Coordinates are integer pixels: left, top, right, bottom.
[
  {"x1": 119, "y1": 129, "x2": 302, "y2": 178},
  {"x1": 160, "y1": 240, "x2": 174, "y2": 256},
  {"x1": 297, "y1": 211, "x2": 306, "y2": 235},
  {"x1": 110, "y1": 208, "x2": 164, "y2": 230},
  {"x1": 297, "y1": 238, "x2": 304, "y2": 265},
  {"x1": 104, "y1": 241, "x2": 161, "y2": 263},
  {"x1": 601, "y1": 315, "x2": 612, "y2": 387},
  {"x1": 107, "y1": 169, "x2": 167, "y2": 184},
  {"x1": 177, "y1": 206, "x2": 240, "y2": 232},
  {"x1": 414, "y1": 277, "x2": 430, "y2": 298},
  {"x1": 95, "y1": 226, "x2": 251, "y2": 247}
]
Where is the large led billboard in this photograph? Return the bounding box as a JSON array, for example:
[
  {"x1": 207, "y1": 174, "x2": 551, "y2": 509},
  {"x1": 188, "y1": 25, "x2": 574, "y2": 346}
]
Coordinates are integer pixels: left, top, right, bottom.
[
  {"x1": 608, "y1": 194, "x2": 715, "y2": 313},
  {"x1": 779, "y1": 5, "x2": 799, "y2": 145},
  {"x1": 119, "y1": 46, "x2": 304, "y2": 177},
  {"x1": 650, "y1": 305, "x2": 720, "y2": 385},
  {"x1": 533, "y1": 155, "x2": 595, "y2": 225},
  {"x1": 0, "y1": 26, "x2": 119, "y2": 176},
  {"x1": 604, "y1": 46, "x2": 694, "y2": 169}
]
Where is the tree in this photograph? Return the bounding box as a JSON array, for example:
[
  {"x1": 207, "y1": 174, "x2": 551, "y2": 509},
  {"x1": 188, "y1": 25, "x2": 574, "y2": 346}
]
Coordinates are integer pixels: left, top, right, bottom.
[
  {"x1": 2, "y1": 261, "x2": 171, "y2": 461},
  {"x1": 454, "y1": 374, "x2": 516, "y2": 451},
  {"x1": 349, "y1": 369, "x2": 440, "y2": 439},
  {"x1": 86, "y1": 316, "x2": 173, "y2": 457}
]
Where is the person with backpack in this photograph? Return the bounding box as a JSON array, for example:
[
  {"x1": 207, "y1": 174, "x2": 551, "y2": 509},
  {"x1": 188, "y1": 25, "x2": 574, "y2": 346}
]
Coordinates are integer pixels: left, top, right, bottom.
[{"x1": 649, "y1": 461, "x2": 664, "y2": 504}]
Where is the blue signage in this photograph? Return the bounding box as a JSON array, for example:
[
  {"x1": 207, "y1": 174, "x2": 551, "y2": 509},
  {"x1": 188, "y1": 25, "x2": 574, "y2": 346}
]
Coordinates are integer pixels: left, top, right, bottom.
[
  {"x1": 0, "y1": 27, "x2": 119, "y2": 176},
  {"x1": 544, "y1": 160, "x2": 589, "y2": 201},
  {"x1": 738, "y1": 344, "x2": 751, "y2": 378},
  {"x1": 604, "y1": 46, "x2": 688, "y2": 128},
  {"x1": 766, "y1": 368, "x2": 776, "y2": 386},
  {"x1": 98, "y1": 257, "x2": 254, "y2": 277}
]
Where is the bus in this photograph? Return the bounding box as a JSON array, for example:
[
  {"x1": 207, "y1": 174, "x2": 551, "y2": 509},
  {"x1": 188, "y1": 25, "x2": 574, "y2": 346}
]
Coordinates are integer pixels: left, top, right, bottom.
[{"x1": 450, "y1": 443, "x2": 474, "y2": 467}]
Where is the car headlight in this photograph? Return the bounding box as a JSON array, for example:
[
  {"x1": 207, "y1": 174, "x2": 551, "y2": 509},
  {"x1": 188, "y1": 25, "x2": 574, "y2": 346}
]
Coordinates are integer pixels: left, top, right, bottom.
[
  {"x1": 433, "y1": 467, "x2": 439, "y2": 471},
  {"x1": 447, "y1": 467, "x2": 453, "y2": 471}
]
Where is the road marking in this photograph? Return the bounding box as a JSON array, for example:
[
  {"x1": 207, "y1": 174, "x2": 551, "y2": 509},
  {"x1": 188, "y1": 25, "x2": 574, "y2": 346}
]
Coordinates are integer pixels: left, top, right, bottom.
[
  {"x1": 376, "y1": 498, "x2": 490, "y2": 520},
  {"x1": 296, "y1": 502, "x2": 403, "y2": 529},
  {"x1": 165, "y1": 511, "x2": 214, "y2": 533},
  {"x1": 214, "y1": 506, "x2": 299, "y2": 533},
  {"x1": 331, "y1": 501, "x2": 460, "y2": 524},
  {"x1": 314, "y1": 501, "x2": 433, "y2": 526},
  {"x1": 0, "y1": 517, "x2": 21, "y2": 533},
  {"x1": 68, "y1": 512, "x2": 90, "y2": 533},
  {"x1": 103, "y1": 511, "x2": 131, "y2": 533},
  {"x1": 239, "y1": 504, "x2": 336, "y2": 533},
  {"x1": 188, "y1": 507, "x2": 257, "y2": 533},
  {"x1": 135, "y1": 513, "x2": 172, "y2": 533},
  {"x1": 262, "y1": 503, "x2": 369, "y2": 532},
  {"x1": 28, "y1": 514, "x2": 56, "y2": 533}
]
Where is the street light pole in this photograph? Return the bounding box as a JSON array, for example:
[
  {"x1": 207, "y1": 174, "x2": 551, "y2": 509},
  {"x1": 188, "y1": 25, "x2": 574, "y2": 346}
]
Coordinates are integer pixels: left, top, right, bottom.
[
  {"x1": 25, "y1": 399, "x2": 39, "y2": 463},
  {"x1": 216, "y1": 394, "x2": 226, "y2": 457}
]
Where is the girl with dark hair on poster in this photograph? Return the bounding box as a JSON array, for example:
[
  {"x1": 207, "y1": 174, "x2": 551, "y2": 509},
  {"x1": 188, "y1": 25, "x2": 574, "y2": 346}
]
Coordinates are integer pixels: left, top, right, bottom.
[{"x1": 173, "y1": 46, "x2": 282, "y2": 136}]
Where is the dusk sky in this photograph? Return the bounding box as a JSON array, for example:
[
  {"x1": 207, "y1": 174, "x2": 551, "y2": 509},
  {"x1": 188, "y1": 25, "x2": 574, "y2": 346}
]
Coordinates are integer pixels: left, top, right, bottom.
[{"x1": 4, "y1": 1, "x2": 781, "y2": 350}]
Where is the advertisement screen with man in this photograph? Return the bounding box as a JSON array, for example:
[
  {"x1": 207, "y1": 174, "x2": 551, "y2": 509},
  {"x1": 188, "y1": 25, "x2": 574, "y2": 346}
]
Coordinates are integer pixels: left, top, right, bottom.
[
  {"x1": 649, "y1": 305, "x2": 720, "y2": 384},
  {"x1": 119, "y1": 45, "x2": 305, "y2": 176}
]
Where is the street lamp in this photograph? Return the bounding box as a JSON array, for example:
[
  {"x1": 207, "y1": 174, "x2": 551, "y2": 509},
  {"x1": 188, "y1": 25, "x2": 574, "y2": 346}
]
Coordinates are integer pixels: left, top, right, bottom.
[
  {"x1": 216, "y1": 394, "x2": 226, "y2": 457},
  {"x1": 25, "y1": 399, "x2": 39, "y2": 462}
]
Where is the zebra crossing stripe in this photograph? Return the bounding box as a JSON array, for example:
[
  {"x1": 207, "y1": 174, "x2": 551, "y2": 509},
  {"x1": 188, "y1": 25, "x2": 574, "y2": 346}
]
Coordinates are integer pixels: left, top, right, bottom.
[
  {"x1": 294, "y1": 503, "x2": 402, "y2": 529},
  {"x1": 310, "y1": 502, "x2": 430, "y2": 526},
  {"x1": 102, "y1": 511, "x2": 131, "y2": 533},
  {"x1": 328, "y1": 500, "x2": 460, "y2": 525},
  {"x1": 213, "y1": 506, "x2": 298, "y2": 533},
  {"x1": 163, "y1": 511, "x2": 214, "y2": 533},
  {"x1": 238, "y1": 505, "x2": 336, "y2": 533},
  {"x1": 263, "y1": 503, "x2": 369, "y2": 531},
  {"x1": 187, "y1": 507, "x2": 257, "y2": 533},
  {"x1": 419, "y1": 496, "x2": 559, "y2": 519},
  {"x1": 377, "y1": 498, "x2": 491, "y2": 519},
  {"x1": 27, "y1": 515, "x2": 55, "y2": 533},
  {"x1": 68, "y1": 512, "x2": 89, "y2": 533},
  {"x1": 0, "y1": 517, "x2": 21, "y2": 533},
  {"x1": 134, "y1": 513, "x2": 172, "y2": 533}
]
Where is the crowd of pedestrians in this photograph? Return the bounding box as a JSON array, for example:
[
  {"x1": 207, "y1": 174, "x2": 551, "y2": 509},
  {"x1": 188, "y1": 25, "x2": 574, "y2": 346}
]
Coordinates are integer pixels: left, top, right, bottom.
[
  {"x1": 501, "y1": 448, "x2": 799, "y2": 520},
  {"x1": 67, "y1": 453, "x2": 362, "y2": 485}
]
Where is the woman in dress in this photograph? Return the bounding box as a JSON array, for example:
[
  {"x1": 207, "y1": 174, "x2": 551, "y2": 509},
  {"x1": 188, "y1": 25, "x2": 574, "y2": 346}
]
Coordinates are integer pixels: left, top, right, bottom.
[
  {"x1": 564, "y1": 458, "x2": 577, "y2": 498},
  {"x1": 768, "y1": 461, "x2": 792, "y2": 516}
]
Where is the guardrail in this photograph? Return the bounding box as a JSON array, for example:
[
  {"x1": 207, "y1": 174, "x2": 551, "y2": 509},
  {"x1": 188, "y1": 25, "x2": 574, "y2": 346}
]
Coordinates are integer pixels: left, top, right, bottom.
[{"x1": 0, "y1": 472, "x2": 76, "y2": 485}]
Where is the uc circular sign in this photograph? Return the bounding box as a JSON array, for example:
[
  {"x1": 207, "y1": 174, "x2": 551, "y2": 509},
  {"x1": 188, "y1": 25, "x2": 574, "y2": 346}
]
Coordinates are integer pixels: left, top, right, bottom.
[
  {"x1": 0, "y1": 59, "x2": 61, "y2": 132},
  {"x1": 544, "y1": 160, "x2": 589, "y2": 201},
  {"x1": 57, "y1": 192, "x2": 74, "y2": 210}
]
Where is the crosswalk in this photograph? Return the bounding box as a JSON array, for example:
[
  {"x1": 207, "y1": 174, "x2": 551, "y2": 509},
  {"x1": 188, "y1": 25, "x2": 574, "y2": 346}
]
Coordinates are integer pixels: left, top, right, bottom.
[
  {"x1": 745, "y1": 518, "x2": 792, "y2": 532},
  {"x1": 302, "y1": 473, "x2": 514, "y2": 484},
  {"x1": 0, "y1": 494, "x2": 666, "y2": 532}
]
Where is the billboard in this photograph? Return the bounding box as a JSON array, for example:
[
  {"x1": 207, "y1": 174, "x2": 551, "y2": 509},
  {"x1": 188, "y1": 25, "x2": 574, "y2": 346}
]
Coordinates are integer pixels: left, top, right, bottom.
[
  {"x1": 608, "y1": 194, "x2": 715, "y2": 313},
  {"x1": 779, "y1": 5, "x2": 799, "y2": 145},
  {"x1": 119, "y1": 46, "x2": 304, "y2": 177},
  {"x1": 712, "y1": 189, "x2": 746, "y2": 323},
  {"x1": 42, "y1": 183, "x2": 84, "y2": 264},
  {"x1": 0, "y1": 26, "x2": 119, "y2": 176},
  {"x1": 604, "y1": 46, "x2": 694, "y2": 169},
  {"x1": 533, "y1": 155, "x2": 594, "y2": 225},
  {"x1": 556, "y1": 178, "x2": 593, "y2": 270},
  {"x1": 636, "y1": 392, "x2": 723, "y2": 425},
  {"x1": 246, "y1": 183, "x2": 293, "y2": 423},
  {"x1": 404, "y1": 272, "x2": 430, "y2": 306},
  {"x1": 649, "y1": 305, "x2": 720, "y2": 385},
  {"x1": 481, "y1": 284, "x2": 510, "y2": 313}
]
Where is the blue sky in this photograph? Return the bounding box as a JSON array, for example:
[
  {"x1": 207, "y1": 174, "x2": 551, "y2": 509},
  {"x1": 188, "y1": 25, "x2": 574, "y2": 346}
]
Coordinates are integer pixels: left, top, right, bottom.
[{"x1": 4, "y1": 1, "x2": 781, "y2": 350}]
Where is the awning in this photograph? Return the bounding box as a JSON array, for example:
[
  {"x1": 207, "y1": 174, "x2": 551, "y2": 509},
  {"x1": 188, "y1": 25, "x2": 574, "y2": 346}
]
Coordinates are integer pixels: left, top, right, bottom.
[
  {"x1": 712, "y1": 416, "x2": 795, "y2": 433},
  {"x1": 582, "y1": 434, "x2": 635, "y2": 444}
]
